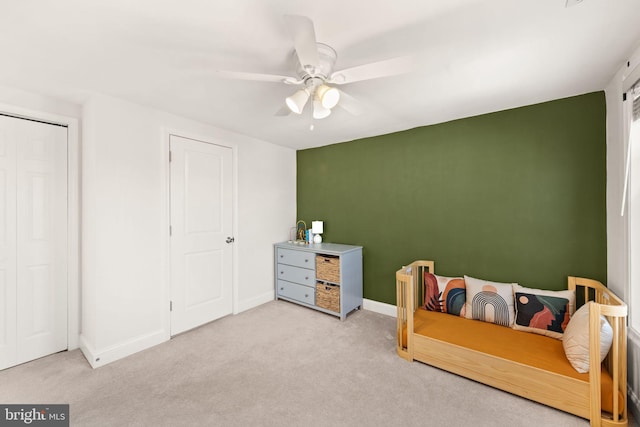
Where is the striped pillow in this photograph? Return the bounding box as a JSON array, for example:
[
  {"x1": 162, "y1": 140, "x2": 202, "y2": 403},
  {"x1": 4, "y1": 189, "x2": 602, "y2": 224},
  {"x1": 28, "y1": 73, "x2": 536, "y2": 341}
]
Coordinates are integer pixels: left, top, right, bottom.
[{"x1": 464, "y1": 275, "x2": 515, "y2": 327}]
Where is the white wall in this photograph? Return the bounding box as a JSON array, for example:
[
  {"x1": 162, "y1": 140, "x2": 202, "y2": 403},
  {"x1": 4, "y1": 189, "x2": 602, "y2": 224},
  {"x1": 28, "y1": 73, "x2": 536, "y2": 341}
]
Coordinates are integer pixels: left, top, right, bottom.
[
  {"x1": 236, "y1": 139, "x2": 297, "y2": 311},
  {"x1": 80, "y1": 93, "x2": 296, "y2": 367},
  {"x1": 605, "y1": 42, "x2": 640, "y2": 425},
  {"x1": 0, "y1": 85, "x2": 81, "y2": 119},
  {"x1": 605, "y1": 71, "x2": 628, "y2": 301}
]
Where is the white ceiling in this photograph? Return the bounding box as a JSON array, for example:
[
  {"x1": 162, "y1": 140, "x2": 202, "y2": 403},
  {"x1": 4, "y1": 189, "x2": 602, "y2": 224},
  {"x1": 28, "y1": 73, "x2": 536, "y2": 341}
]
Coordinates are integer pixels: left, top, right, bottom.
[{"x1": 1, "y1": 0, "x2": 639, "y2": 150}]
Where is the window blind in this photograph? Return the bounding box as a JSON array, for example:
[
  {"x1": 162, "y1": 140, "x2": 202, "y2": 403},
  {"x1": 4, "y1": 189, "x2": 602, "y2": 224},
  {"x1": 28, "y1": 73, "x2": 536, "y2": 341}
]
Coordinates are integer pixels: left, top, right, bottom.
[
  {"x1": 632, "y1": 79, "x2": 640, "y2": 121},
  {"x1": 620, "y1": 80, "x2": 640, "y2": 216}
]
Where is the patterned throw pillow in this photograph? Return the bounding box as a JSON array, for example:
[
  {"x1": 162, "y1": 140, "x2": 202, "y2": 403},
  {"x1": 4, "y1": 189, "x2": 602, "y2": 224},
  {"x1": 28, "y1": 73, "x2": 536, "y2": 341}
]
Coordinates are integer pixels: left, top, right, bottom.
[
  {"x1": 423, "y1": 273, "x2": 466, "y2": 317},
  {"x1": 464, "y1": 275, "x2": 515, "y2": 327},
  {"x1": 512, "y1": 284, "x2": 575, "y2": 339}
]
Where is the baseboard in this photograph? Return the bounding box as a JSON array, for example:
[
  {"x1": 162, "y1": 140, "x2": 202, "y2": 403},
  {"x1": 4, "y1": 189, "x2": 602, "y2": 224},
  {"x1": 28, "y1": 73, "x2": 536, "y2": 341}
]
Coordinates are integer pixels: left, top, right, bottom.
[
  {"x1": 628, "y1": 328, "x2": 640, "y2": 427},
  {"x1": 78, "y1": 336, "x2": 98, "y2": 368},
  {"x1": 629, "y1": 329, "x2": 640, "y2": 427},
  {"x1": 236, "y1": 293, "x2": 397, "y2": 318},
  {"x1": 629, "y1": 388, "x2": 639, "y2": 427},
  {"x1": 75, "y1": 296, "x2": 391, "y2": 368},
  {"x1": 363, "y1": 298, "x2": 396, "y2": 317},
  {"x1": 235, "y1": 290, "x2": 275, "y2": 314},
  {"x1": 79, "y1": 330, "x2": 167, "y2": 368}
]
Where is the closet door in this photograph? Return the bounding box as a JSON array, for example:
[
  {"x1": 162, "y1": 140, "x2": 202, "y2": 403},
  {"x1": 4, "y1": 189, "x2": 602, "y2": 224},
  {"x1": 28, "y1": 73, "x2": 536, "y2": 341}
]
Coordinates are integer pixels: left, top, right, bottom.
[{"x1": 0, "y1": 115, "x2": 67, "y2": 370}]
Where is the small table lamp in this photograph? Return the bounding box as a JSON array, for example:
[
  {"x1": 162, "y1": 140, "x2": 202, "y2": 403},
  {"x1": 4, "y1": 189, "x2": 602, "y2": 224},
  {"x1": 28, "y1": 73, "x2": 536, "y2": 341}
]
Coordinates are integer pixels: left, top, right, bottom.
[{"x1": 312, "y1": 221, "x2": 324, "y2": 243}]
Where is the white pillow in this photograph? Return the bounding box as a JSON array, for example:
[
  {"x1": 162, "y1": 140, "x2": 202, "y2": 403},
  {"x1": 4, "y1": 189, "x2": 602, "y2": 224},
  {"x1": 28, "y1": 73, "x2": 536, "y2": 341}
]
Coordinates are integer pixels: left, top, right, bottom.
[
  {"x1": 464, "y1": 275, "x2": 515, "y2": 327},
  {"x1": 562, "y1": 301, "x2": 613, "y2": 373}
]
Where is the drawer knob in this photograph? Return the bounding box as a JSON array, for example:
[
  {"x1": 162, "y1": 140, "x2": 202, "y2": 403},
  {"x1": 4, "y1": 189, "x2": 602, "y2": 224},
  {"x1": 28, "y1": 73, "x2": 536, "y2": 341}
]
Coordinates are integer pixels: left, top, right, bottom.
[
  {"x1": 305, "y1": 294, "x2": 308, "y2": 298},
  {"x1": 280, "y1": 287, "x2": 284, "y2": 291},
  {"x1": 305, "y1": 276, "x2": 309, "y2": 280},
  {"x1": 280, "y1": 271, "x2": 284, "y2": 275}
]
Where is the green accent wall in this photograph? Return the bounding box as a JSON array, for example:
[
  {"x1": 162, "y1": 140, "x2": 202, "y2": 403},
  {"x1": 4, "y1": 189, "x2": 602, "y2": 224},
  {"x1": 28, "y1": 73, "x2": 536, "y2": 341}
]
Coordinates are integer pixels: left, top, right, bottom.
[{"x1": 297, "y1": 92, "x2": 607, "y2": 305}]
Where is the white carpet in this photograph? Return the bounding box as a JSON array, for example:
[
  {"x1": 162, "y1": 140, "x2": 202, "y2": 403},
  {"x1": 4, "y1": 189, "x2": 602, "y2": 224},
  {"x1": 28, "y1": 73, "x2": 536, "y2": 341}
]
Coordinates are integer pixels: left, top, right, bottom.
[{"x1": 0, "y1": 301, "x2": 590, "y2": 426}]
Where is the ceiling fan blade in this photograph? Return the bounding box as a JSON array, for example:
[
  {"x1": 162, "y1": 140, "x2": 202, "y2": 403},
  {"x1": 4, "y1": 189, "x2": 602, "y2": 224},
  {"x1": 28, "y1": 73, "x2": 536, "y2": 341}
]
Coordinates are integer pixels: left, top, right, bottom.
[
  {"x1": 336, "y1": 90, "x2": 365, "y2": 116},
  {"x1": 328, "y1": 55, "x2": 414, "y2": 85},
  {"x1": 213, "y1": 69, "x2": 301, "y2": 84},
  {"x1": 284, "y1": 15, "x2": 319, "y2": 70}
]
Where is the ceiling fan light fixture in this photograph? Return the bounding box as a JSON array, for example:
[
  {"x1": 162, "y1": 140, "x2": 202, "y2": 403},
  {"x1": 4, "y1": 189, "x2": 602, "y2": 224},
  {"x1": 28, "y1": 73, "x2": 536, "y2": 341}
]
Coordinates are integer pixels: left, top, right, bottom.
[
  {"x1": 312, "y1": 99, "x2": 331, "y2": 119},
  {"x1": 316, "y1": 84, "x2": 340, "y2": 109},
  {"x1": 285, "y1": 89, "x2": 310, "y2": 114}
]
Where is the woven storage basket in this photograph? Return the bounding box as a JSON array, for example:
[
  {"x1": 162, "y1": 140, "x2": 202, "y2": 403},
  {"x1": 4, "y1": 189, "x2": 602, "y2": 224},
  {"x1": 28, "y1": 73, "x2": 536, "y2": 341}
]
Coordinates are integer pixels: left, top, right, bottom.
[
  {"x1": 316, "y1": 255, "x2": 340, "y2": 283},
  {"x1": 316, "y1": 282, "x2": 340, "y2": 312}
]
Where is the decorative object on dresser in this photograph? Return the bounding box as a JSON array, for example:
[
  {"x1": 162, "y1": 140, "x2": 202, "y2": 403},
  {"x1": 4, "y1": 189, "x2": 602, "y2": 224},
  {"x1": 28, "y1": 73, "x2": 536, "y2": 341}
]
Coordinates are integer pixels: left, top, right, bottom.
[
  {"x1": 312, "y1": 221, "x2": 324, "y2": 243},
  {"x1": 295, "y1": 220, "x2": 307, "y2": 242},
  {"x1": 274, "y1": 242, "x2": 363, "y2": 320}
]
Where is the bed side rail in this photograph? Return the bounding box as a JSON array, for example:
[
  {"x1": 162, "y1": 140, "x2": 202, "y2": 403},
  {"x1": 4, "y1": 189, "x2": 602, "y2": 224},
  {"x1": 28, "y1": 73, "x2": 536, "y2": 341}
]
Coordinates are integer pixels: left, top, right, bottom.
[
  {"x1": 568, "y1": 276, "x2": 628, "y2": 426},
  {"x1": 396, "y1": 260, "x2": 434, "y2": 360}
]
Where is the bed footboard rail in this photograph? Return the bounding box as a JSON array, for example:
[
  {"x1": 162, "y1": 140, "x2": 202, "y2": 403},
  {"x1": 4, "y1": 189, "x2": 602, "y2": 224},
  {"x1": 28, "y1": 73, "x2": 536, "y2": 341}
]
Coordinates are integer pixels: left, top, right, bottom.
[
  {"x1": 568, "y1": 276, "x2": 628, "y2": 427},
  {"x1": 396, "y1": 260, "x2": 434, "y2": 360}
]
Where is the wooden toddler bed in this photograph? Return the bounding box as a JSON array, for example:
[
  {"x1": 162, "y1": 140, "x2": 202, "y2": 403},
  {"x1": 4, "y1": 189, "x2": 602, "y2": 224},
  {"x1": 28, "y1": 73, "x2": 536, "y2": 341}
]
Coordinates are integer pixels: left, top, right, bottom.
[{"x1": 396, "y1": 260, "x2": 628, "y2": 427}]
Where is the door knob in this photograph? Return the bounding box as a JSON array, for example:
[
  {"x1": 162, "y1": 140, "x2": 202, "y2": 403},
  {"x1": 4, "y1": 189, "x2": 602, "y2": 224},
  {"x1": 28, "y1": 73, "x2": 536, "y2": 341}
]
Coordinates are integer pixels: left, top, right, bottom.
[{"x1": 226, "y1": 237, "x2": 235, "y2": 243}]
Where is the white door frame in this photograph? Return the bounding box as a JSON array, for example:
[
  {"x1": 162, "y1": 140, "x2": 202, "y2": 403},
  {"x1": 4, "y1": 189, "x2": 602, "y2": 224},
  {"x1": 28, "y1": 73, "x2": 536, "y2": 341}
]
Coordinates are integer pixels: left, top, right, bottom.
[
  {"x1": 0, "y1": 103, "x2": 80, "y2": 350},
  {"x1": 162, "y1": 129, "x2": 238, "y2": 340}
]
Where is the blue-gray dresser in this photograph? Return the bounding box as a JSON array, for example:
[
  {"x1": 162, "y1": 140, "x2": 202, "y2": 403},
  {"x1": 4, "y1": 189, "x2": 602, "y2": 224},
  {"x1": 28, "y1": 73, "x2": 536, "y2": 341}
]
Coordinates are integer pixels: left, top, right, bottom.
[{"x1": 274, "y1": 242, "x2": 363, "y2": 320}]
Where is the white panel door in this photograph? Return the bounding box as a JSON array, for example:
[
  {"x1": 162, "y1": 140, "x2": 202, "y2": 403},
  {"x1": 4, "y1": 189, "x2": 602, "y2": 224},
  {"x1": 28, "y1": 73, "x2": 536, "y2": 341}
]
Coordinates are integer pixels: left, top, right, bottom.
[
  {"x1": 0, "y1": 115, "x2": 67, "y2": 370},
  {"x1": 170, "y1": 135, "x2": 233, "y2": 335}
]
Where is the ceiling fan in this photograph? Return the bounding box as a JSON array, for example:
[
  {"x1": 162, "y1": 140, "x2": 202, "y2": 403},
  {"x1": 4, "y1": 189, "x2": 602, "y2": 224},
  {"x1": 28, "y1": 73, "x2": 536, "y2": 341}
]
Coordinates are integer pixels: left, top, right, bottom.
[{"x1": 213, "y1": 15, "x2": 414, "y2": 119}]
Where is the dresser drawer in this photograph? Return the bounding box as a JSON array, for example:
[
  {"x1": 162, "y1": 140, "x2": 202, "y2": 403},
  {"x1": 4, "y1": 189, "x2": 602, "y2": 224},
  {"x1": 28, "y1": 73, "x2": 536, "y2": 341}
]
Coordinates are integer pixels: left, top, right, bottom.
[
  {"x1": 277, "y1": 264, "x2": 315, "y2": 286},
  {"x1": 277, "y1": 280, "x2": 315, "y2": 305},
  {"x1": 277, "y1": 248, "x2": 315, "y2": 269}
]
